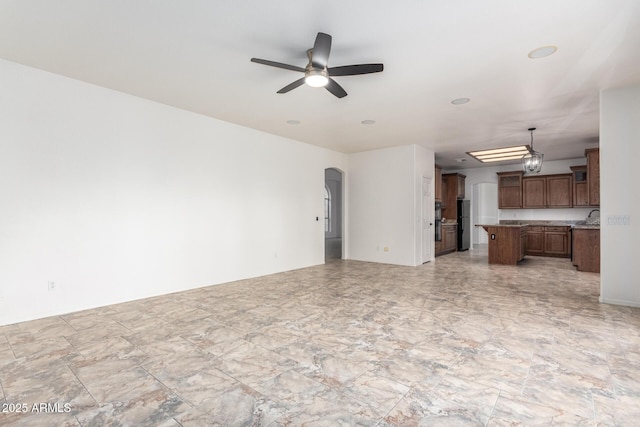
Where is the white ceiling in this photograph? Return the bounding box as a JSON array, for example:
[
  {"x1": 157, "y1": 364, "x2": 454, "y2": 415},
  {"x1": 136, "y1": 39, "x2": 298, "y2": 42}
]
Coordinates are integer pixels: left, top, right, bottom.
[{"x1": 2, "y1": 1, "x2": 639, "y2": 169}]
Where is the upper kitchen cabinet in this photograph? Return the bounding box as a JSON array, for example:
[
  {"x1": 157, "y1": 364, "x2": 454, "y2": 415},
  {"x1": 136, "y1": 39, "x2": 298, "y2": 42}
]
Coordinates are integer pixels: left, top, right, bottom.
[
  {"x1": 441, "y1": 174, "x2": 448, "y2": 209},
  {"x1": 570, "y1": 165, "x2": 589, "y2": 207},
  {"x1": 585, "y1": 148, "x2": 600, "y2": 206},
  {"x1": 546, "y1": 174, "x2": 573, "y2": 208},
  {"x1": 522, "y1": 174, "x2": 572, "y2": 208},
  {"x1": 522, "y1": 177, "x2": 546, "y2": 208},
  {"x1": 434, "y1": 165, "x2": 442, "y2": 202},
  {"x1": 497, "y1": 171, "x2": 523, "y2": 208},
  {"x1": 456, "y1": 174, "x2": 466, "y2": 199},
  {"x1": 442, "y1": 173, "x2": 466, "y2": 200},
  {"x1": 441, "y1": 173, "x2": 465, "y2": 219}
]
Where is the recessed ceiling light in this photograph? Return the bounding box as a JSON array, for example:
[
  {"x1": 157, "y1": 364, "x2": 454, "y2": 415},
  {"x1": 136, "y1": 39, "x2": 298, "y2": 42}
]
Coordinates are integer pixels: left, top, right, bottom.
[
  {"x1": 528, "y1": 45, "x2": 557, "y2": 59},
  {"x1": 286, "y1": 120, "x2": 301, "y2": 125},
  {"x1": 451, "y1": 98, "x2": 470, "y2": 105},
  {"x1": 361, "y1": 120, "x2": 376, "y2": 125}
]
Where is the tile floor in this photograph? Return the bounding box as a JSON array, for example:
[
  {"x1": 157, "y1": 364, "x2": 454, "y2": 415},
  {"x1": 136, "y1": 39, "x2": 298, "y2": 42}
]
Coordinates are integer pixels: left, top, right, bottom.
[{"x1": 1, "y1": 249, "x2": 639, "y2": 426}]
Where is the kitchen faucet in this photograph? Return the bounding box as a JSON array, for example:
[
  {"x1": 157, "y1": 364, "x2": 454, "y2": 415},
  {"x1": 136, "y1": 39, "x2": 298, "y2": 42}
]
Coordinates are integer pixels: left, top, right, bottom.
[{"x1": 587, "y1": 208, "x2": 600, "y2": 224}]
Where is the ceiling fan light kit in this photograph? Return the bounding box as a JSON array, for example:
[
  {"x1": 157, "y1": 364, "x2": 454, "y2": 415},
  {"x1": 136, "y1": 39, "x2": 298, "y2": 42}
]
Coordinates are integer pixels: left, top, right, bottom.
[
  {"x1": 304, "y1": 68, "x2": 329, "y2": 87},
  {"x1": 251, "y1": 32, "x2": 383, "y2": 98}
]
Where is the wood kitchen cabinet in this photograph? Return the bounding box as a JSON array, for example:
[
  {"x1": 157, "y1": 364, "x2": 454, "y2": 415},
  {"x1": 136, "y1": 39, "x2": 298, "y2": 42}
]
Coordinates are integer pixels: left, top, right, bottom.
[
  {"x1": 544, "y1": 226, "x2": 571, "y2": 256},
  {"x1": 525, "y1": 226, "x2": 545, "y2": 255},
  {"x1": 586, "y1": 148, "x2": 600, "y2": 206},
  {"x1": 497, "y1": 171, "x2": 523, "y2": 208},
  {"x1": 434, "y1": 165, "x2": 442, "y2": 202},
  {"x1": 441, "y1": 175, "x2": 448, "y2": 209},
  {"x1": 456, "y1": 174, "x2": 466, "y2": 199},
  {"x1": 441, "y1": 173, "x2": 465, "y2": 219},
  {"x1": 522, "y1": 177, "x2": 546, "y2": 208},
  {"x1": 522, "y1": 174, "x2": 572, "y2": 208},
  {"x1": 571, "y1": 165, "x2": 589, "y2": 207},
  {"x1": 546, "y1": 174, "x2": 573, "y2": 208},
  {"x1": 435, "y1": 223, "x2": 457, "y2": 256},
  {"x1": 442, "y1": 173, "x2": 466, "y2": 200},
  {"x1": 443, "y1": 224, "x2": 457, "y2": 253},
  {"x1": 526, "y1": 226, "x2": 571, "y2": 258},
  {"x1": 572, "y1": 228, "x2": 600, "y2": 272}
]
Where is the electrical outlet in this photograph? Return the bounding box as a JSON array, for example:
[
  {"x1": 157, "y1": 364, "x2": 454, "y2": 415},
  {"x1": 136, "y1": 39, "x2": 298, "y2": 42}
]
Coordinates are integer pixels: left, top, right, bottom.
[{"x1": 48, "y1": 281, "x2": 56, "y2": 291}]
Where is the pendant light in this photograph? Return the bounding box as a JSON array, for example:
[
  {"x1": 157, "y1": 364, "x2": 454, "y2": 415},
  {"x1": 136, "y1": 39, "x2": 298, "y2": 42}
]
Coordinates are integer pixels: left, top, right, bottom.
[{"x1": 522, "y1": 127, "x2": 543, "y2": 174}]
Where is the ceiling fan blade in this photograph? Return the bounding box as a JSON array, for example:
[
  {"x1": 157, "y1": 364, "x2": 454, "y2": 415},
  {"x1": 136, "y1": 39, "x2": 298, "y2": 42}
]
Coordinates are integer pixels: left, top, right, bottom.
[
  {"x1": 277, "y1": 77, "x2": 306, "y2": 94},
  {"x1": 311, "y1": 32, "x2": 332, "y2": 69},
  {"x1": 251, "y1": 58, "x2": 305, "y2": 73},
  {"x1": 328, "y1": 63, "x2": 384, "y2": 76},
  {"x1": 325, "y1": 78, "x2": 347, "y2": 98}
]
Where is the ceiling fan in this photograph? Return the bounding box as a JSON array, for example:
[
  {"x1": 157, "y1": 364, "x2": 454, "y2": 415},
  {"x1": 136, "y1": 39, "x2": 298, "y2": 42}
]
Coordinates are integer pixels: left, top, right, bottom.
[{"x1": 251, "y1": 32, "x2": 383, "y2": 98}]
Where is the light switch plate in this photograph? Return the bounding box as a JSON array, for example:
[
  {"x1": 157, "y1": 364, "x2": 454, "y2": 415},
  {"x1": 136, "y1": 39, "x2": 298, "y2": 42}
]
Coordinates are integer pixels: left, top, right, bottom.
[{"x1": 607, "y1": 215, "x2": 631, "y2": 225}]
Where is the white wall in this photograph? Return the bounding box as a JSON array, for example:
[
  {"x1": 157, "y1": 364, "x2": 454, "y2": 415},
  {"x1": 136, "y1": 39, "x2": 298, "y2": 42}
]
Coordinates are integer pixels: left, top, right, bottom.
[
  {"x1": 347, "y1": 145, "x2": 433, "y2": 266},
  {"x1": 600, "y1": 83, "x2": 640, "y2": 307},
  {"x1": 0, "y1": 59, "x2": 346, "y2": 325},
  {"x1": 449, "y1": 158, "x2": 597, "y2": 248}
]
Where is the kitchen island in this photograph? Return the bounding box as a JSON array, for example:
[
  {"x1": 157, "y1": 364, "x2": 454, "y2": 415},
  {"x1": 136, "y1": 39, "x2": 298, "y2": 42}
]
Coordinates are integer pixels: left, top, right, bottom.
[{"x1": 477, "y1": 224, "x2": 528, "y2": 265}]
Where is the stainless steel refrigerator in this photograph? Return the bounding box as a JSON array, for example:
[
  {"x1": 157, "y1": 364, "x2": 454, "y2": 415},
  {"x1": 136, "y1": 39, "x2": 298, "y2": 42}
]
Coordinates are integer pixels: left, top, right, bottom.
[{"x1": 457, "y1": 199, "x2": 470, "y2": 251}]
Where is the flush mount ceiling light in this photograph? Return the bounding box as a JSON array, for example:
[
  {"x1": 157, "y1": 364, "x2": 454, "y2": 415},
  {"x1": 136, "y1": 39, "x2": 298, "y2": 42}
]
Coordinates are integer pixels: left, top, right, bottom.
[
  {"x1": 522, "y1": 127, "x2": 544, "y2": 174},
  {"x1": 528, "y1": 45, "x2": 557, "y2": 59},
  {"x1": 467, "y1": 145, "x2": 532, "y2": 163},
  {"x1": 451, "y1": 98, "x2": 470, "y2": 105}
]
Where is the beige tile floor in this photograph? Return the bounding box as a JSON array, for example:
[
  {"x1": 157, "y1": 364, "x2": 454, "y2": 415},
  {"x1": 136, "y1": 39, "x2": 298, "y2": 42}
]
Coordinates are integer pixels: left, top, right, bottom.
[{"x1": 1, "y1": 249, "x2": 639, "y2": 426}]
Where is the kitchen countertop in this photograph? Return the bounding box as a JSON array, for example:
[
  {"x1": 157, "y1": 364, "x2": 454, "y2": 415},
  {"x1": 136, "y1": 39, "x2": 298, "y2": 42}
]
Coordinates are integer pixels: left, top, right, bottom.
[
  {"x1": 572, "y1": 223, "x2": 601, "y2": 229},
  {"x1": 498, "y1": 220, "x2": 600, "y2": 229},
  {"x1": 476, "y1": 223, "x2": 528, "y2": 228}
]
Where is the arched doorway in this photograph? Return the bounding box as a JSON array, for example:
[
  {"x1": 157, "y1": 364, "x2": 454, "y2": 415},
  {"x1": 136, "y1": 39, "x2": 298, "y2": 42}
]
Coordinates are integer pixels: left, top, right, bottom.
[
  {"x1": 472, "y1": 182, "x2": 498, "y2": 247},
  {"x1": 325, "y1": 168, "x2": 343, "y2": 260}
]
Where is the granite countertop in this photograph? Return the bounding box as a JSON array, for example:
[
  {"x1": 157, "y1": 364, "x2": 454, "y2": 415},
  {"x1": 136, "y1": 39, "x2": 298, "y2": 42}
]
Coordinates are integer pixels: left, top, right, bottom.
[
  {"x1": 476, "y1": 223, "x2": 528, "y2": 228},
  {"x1": 572, "y1": 223, "x2": 601, "y2": 229},
  {"x1": 498, "y1": 219, "x2": 600, "y2": 229}
]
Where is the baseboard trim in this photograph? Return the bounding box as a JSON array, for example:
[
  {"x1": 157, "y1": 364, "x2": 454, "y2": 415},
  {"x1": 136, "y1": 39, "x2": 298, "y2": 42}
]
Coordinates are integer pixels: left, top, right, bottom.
[{"x1": 599, "y1": 297, "x2": 640, "y2": 308}]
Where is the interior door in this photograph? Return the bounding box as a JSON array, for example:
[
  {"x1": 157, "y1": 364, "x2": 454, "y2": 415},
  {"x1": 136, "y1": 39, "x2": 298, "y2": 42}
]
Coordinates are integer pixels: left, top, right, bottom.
[{"x1": 422, "y1": 177, "x2": 432, "y2": 263}]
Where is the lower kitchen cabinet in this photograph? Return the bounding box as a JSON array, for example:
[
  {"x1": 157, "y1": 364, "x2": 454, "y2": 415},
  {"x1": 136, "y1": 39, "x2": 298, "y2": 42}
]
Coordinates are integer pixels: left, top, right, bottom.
[
  {"x1": 573, "y1": 228, "x2": 600, "y2": 272},
  {"x1": 436, "y1": 223, "x2": 457, "y2": 256},
  {"x1": 526, "y1": 226, "x2": 571, "y2": 258},
  {"x1": 544, "y1": 227, "x2": 571, "y2": 256},
  {"x1": 526, "y1": 226, "x2": 545, "y2": 255}
]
